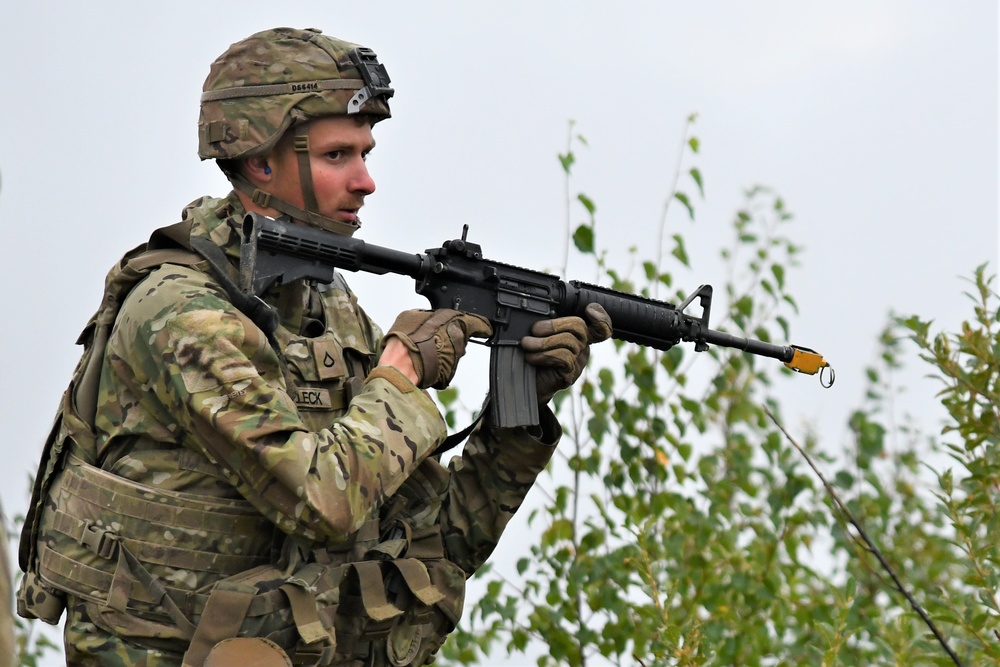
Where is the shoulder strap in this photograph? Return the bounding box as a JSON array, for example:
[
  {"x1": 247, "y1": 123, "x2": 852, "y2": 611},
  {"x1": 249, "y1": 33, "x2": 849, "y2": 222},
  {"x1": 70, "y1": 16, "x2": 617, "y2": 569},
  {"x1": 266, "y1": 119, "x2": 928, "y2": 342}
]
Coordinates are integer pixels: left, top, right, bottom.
[{"x1": 188, "y1": 236, "x2": 279, "y2": 338}]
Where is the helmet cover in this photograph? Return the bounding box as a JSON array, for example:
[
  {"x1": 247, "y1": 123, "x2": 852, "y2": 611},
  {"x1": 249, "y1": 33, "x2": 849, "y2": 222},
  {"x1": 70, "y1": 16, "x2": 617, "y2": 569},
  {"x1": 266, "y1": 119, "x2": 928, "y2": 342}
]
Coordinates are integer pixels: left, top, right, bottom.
[{"x1": 198, "y1": 27, "x2": 392, "y2": 161}]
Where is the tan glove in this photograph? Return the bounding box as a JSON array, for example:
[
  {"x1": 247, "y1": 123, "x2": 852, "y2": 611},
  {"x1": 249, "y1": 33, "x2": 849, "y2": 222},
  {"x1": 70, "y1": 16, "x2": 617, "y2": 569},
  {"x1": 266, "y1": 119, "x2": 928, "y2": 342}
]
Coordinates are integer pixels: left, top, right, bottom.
[
  {"x1": 383, "y1": 309, "x2": 493, "y2": 389},
  {"x1": 521, "y1": 302, "x2": 613, "y2": 404}
]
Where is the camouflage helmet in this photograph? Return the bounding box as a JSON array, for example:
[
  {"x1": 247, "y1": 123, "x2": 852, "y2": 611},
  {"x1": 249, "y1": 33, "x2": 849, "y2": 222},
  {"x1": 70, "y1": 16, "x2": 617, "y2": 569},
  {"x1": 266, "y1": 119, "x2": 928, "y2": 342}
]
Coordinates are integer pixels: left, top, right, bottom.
[{"x1": 198, "y1": 27, "x2": 393, "y2": 161}]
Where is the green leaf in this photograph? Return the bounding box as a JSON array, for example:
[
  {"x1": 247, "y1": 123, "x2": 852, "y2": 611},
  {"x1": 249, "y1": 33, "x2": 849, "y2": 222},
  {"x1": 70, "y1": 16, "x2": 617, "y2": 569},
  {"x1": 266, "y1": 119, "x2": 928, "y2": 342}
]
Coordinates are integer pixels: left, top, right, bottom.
[
  {"x1": 577, "y1": 192, "x2": 596, "y2": 215},
  {"x1": 770, "y1": 263, "x2": 785, "y2": 289},
  {"x1": 643, "y1": 261, "x2": 658, "y2": 282},
  {"x1": 677, "y1": 443, "x2": 693, "y2": 462},
  {"x1": 598, "y1": 368, "x2": 615, "y2": 395},
  {"x1": 579, "y1": 528, "x2": 606, "y2": 552},
  {"x1": 834, "y1": 470, "x2": 855, "y2": 489},
  {"x1": 436, "y1": 386, "x2": 458, "y2": 407},
  {"x1": 675, "y1": 191, "x2": 695, "y2": 220},
  {"x1": 858, "y1": 420, "x2": 885, "y2": 458},
  {"x1": 690, "y1": 167, "x2": 704, "y2": 197},
  {"x1": 671, "y1": 233, "x2": 690, "y2": 267},
  {"x1": 558, "y1": 151, "x2": 575, "y2": 174},
  {"x1": 939, "y1": 468, "x2": 953, "y2": 495},
  {"x1": 661, "y1": 345, "x2": 684, "y2": 374},
  {"x1": 573, "y1": 224, "x2": 594, "y2": 254},
  {"x1": 734, "y1": 295, "x2": 753, "y2": 318},
  {"x1": 776, "y1": 315, "x2": 790, "y2": 339}
]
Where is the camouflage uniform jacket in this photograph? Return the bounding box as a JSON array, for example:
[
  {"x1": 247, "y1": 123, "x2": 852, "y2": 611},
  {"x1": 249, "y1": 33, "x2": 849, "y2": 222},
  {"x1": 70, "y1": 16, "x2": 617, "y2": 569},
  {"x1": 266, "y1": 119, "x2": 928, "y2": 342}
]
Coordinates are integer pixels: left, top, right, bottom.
[{"x1": 36, "y1": 193, "x2": 561, "y2": 665}]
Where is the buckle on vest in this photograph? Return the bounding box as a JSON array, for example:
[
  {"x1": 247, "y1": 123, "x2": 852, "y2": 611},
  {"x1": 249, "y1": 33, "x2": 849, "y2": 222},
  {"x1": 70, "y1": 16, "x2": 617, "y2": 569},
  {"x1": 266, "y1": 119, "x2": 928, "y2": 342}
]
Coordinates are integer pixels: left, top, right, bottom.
[{"x1": 79, "y1": 520, "x2": 119, "y2": 559}]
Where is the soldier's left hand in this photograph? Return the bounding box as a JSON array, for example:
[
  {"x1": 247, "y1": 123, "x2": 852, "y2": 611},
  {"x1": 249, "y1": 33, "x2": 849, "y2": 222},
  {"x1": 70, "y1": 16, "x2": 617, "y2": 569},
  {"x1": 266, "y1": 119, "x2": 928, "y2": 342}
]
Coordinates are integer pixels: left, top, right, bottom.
[{"x1": 521, "y1": 303, "x2": 612, "y2": 404}]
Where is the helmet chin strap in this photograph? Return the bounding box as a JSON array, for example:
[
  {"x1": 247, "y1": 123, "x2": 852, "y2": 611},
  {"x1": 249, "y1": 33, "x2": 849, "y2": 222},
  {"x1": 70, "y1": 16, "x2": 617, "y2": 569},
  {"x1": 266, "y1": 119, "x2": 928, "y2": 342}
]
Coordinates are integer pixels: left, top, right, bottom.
[
  {"x1": 227, "y1": 125, "x2": 361, "y2": 237},
  {"x1": 292, "y1": 124, "x2": 321, "y2": 214}
]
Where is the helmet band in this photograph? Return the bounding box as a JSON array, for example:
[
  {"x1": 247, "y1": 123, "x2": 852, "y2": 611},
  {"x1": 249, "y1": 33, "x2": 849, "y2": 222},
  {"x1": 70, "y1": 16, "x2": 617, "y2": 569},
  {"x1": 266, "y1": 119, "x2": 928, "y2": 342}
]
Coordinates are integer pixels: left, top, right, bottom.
[{"x1": 200, "y1": 78, "x2": 364, "y2": 103}]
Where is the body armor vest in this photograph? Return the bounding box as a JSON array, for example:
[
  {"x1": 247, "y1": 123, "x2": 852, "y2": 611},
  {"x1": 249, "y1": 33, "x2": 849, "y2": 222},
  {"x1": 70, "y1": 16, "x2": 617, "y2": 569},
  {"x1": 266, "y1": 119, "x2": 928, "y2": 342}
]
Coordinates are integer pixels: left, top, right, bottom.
[{"x1": 18, "y1": 215, "x2": 463, "y2": 666}]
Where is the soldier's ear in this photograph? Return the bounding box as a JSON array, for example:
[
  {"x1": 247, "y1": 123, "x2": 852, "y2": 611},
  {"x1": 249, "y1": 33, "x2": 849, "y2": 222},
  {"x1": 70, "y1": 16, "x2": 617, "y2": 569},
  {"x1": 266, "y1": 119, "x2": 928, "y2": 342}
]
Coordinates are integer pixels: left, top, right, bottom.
[{"x1": 244, "y1": 156, "x2": 272, "y2": 184}]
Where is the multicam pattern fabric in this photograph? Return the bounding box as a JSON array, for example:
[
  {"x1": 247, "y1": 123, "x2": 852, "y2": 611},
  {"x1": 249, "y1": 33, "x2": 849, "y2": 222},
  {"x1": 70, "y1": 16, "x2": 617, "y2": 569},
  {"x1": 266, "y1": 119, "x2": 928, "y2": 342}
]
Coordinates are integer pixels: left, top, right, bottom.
[
  {"x1": 33, "y1": 193, "x2": 560, "y2": 666},
  {"x1": 198, "y1": 28, "x2": 392, "y2": 161}
]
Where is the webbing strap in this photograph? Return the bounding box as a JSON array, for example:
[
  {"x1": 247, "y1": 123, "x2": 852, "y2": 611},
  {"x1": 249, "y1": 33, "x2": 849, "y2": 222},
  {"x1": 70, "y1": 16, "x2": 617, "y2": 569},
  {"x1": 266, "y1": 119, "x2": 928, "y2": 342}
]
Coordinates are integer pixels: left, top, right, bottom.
[
  {"x1": 294, "y1": 125, "x2": 320, "y2": 214},
  {"x1": 108, "y1": 536, "x2": 198, "y2": 638},
  {"x1": 50, "y1": 510, "x2": 267, "y2": 574},
  {"x1": 227, "y1": 171, "x2": 360, "y2": 237},
  {"x1": 403, "y1": 526, "x2": 445, "y2": 561},
  {"x1": 351, "y1": 561, "x2": 401, "y2": 623},
  {"x1": 433, "y1": 394, "x2": 490, "y2": 457},
  {"x1": 188, "y1": 236, "x2": 280, "y2": 338},
  {"x1": 391, "y1": 559, "x2": 444, "y2": 607},
  {"x1": 188, "y1": 235, "x2": 304, "y2": 400},
  {"x1": 280, "y1": 562, "x2": 332, "y2": 645},
  {"x1": 280, "y1": 582, "x2": 330, "y2": 645},
  {"x1": 182, "y1": 588, "x2": 257, "y2": 667},
  {"x1": 37, "y1": 543, "x2": 287, "y2": 618}
]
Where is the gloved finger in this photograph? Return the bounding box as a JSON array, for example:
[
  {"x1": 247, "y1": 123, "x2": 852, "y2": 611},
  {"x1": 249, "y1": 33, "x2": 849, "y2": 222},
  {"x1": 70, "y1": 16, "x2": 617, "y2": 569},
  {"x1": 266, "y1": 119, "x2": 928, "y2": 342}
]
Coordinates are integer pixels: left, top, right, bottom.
[
  {"x1": 533, "y1": 347, "x2": 592, "y2": 404},
  {"x1": 528, "y1": 315, "x2": 589, "y2": 341},
  {"x1": 521, "y1": 331, "x2": 587, "y2": 352},
  {"x1": 521, "y1": 329, "x2": 587, "y2": 355},
  {"x1": 459, "y1": 312, "x2": 493, "y2": 340},
  {"x1": 442, "y1": 313, "x2": 492, "y2": 361},
  {"x1": 522, "y1": 345, "x2": 579, "y2": 373},
  {"x1": 583, "y1": 303, "x2": 613, "y2": 343}
]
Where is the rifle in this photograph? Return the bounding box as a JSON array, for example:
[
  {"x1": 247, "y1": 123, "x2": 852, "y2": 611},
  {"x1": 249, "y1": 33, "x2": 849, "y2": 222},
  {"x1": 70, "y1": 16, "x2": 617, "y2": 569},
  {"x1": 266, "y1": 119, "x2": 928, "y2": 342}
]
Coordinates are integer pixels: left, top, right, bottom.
[{"x1": 240, "y1": 213, "x2": 833, "y2": 428}]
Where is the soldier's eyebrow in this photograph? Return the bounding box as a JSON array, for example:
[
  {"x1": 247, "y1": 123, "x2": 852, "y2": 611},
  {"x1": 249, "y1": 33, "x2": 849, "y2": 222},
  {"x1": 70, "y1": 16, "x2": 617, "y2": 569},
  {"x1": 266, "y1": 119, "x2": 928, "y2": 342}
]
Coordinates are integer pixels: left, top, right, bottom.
[{"x1": 319, "y1": 139, "x2": 376, "y2": 154}]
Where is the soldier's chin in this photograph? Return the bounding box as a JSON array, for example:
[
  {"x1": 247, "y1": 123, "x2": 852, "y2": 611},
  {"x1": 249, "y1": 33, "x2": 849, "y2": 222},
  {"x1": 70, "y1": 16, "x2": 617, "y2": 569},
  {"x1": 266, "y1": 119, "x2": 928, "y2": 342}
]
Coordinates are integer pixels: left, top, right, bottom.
[{"x1": 307, "y1": 213, "x2": 362, "y2": 236}]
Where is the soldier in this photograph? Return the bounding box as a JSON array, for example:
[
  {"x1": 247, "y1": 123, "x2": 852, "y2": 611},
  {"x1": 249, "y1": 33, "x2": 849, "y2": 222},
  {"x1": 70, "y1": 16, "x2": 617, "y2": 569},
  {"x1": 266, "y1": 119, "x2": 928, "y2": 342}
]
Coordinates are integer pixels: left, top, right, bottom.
[{"x1": 17, "y1": 27, "x2": 611, "y2": 667}]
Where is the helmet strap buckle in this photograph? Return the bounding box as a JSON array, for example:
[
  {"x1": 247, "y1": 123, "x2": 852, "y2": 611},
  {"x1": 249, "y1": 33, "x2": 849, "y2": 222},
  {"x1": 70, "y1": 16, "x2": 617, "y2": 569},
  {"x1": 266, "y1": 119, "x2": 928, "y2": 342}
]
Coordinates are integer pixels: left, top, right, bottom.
[{"x1": 251, "y1": 189, "x2": 272, "y2": 208}]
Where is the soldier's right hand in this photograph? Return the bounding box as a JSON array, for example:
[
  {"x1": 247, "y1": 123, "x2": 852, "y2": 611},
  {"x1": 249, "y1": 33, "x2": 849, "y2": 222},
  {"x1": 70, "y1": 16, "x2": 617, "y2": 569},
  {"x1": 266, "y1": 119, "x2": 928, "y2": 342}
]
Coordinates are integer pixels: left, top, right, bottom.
[{"x1": 381, "y1": 309, "x2": 493, "y2": 389}]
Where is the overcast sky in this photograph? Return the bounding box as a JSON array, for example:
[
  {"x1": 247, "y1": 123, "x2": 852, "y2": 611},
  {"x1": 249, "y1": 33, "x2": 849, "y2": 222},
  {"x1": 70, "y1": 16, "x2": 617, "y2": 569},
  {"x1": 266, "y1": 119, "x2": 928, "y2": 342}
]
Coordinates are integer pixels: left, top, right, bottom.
[{"x1": 1, "y1": 2, "x2": 996, "y2": 661}]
